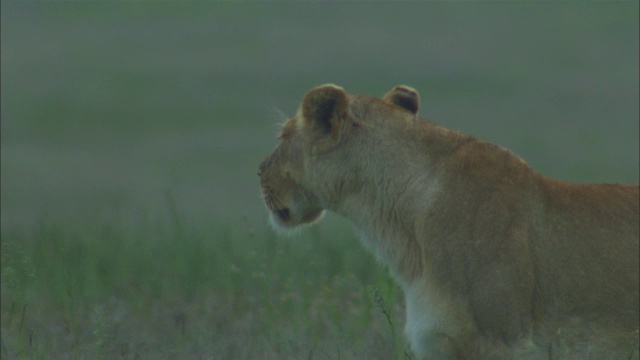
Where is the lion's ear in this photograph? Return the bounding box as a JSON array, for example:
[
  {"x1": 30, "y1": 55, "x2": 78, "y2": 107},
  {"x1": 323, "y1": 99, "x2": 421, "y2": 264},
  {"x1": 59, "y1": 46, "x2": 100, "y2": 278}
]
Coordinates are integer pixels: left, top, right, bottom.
[
  {"x1": 302, "y1": 84, "x2": 348, "y2": 141},
  {"x1": 383, "y1": 85, "x2": 419, "y2": 115}
]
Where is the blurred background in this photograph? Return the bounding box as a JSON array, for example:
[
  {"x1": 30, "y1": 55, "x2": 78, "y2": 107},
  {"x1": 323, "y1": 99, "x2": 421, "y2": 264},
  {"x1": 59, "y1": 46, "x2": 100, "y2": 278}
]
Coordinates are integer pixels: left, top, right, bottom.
[
  {"x1": 2, "y1": 1, "x2": 638, "y2": 228},
  {"x1": 1, "y1": 2, "x2": 638, "y2": 358}
]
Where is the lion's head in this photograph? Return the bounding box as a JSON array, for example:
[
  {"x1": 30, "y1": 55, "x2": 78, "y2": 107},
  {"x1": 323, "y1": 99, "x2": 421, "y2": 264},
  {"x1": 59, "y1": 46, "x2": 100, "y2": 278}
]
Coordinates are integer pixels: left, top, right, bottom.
[{"x1": 258, "y1": 84, "x2": 420, "y2": 230}]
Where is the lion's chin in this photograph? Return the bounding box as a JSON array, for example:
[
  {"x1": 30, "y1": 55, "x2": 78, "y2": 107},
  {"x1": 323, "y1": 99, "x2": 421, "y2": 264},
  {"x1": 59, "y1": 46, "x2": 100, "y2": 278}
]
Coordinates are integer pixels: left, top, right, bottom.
[{"x1": 269, "y1": 208, "x2": 325, "y2": 232}]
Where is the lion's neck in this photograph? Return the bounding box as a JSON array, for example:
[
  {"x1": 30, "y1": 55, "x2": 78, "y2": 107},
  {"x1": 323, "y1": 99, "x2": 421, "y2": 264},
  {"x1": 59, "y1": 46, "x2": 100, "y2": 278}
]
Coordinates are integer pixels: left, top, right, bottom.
[
  {"x1": 335, "y1": 157, "x2": 443, "y2": 285},
  {"x1": 327, "y1": 122, "x2": 467, "y2": 285}
]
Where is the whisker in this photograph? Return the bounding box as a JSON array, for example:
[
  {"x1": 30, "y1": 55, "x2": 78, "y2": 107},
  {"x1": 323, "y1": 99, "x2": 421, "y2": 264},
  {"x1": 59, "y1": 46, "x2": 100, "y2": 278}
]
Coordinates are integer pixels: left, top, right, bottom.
[{"x1": 268, "y1": 105, "x2": 290, "y2": 123}]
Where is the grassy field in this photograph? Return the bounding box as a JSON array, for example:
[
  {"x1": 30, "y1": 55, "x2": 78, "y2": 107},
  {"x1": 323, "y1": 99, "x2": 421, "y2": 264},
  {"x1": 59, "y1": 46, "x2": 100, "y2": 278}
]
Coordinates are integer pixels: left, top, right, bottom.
[
  {"x1": 1, "y1": 208, "x2": 408, "y2": 359},
  {"x1": 1, "y1": 2, "x2": 638, "y2": 359}
]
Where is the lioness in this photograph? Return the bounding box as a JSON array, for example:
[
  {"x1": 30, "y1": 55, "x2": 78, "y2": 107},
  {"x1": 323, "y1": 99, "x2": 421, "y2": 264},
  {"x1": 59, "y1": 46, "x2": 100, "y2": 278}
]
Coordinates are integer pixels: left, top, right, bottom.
[{"x1": 258, "y1": 85, "x2": 639, "y2": 359}]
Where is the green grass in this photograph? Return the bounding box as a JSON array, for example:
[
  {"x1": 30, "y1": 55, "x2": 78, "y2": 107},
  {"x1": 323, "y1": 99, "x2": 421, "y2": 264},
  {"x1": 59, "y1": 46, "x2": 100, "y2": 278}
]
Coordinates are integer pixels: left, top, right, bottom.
[
  {"x1": 0, "y1": 200, "x2": 412, "y2": 359},
  {"x1": 3, "y1": 216, "x2": 640, "y2": 359}
]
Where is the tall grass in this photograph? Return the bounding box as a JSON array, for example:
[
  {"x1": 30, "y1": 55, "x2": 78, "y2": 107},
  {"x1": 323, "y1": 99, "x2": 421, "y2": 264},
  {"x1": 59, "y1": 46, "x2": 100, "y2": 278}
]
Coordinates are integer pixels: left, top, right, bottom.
[{"x1": 0, "y1": 198, "x2": 410, "y2": 359}]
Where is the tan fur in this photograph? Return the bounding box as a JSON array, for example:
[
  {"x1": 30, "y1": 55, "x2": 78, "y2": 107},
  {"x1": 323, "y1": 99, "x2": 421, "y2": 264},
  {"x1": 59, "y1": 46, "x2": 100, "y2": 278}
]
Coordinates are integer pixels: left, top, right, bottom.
[{"x1": 258, "y1": 84, "x2": 640, "y2": 359}]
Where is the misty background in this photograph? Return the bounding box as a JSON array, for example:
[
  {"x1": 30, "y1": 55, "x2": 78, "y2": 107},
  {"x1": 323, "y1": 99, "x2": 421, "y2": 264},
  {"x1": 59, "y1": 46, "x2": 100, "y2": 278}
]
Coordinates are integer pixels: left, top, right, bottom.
[{"x1": 2, "y1": 2, "x2": 638, "y2": 228}]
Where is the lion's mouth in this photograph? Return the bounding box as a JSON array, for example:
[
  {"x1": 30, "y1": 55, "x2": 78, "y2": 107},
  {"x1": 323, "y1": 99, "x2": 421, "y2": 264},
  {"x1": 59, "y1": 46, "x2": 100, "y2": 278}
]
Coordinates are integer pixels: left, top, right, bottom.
[{"x1": 273, "y1": 208, "x2": 291, "y2": 222}]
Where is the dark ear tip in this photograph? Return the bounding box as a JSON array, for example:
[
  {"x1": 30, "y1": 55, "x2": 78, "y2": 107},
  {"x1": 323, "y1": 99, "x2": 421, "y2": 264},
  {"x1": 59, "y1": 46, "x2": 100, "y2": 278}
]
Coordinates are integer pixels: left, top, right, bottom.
[
  {"x1": 393, "y1": 85, "x2": 418, "y2": 96},
  {"x1": 383, "y1": 85, "x2": 420, "y2": 115}
]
